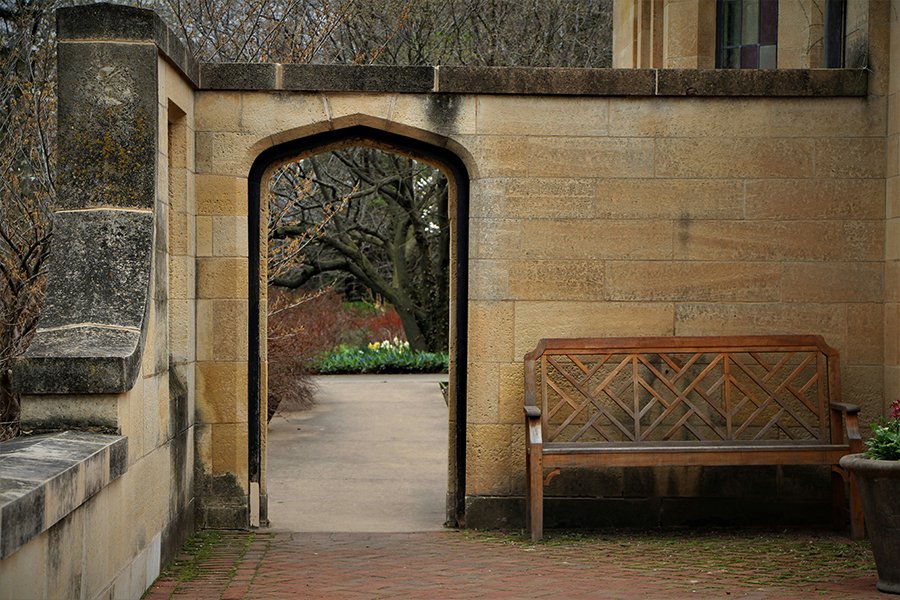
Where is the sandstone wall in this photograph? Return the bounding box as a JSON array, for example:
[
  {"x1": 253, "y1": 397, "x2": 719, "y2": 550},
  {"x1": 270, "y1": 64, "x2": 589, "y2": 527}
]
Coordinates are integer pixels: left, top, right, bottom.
[
  {"x1": 190, "y1": 56, "x2": 885, "y2": 524},
  {"x1": 3, "y1": 6, "x2": 198, "y2": 598},
  {"x1": 2, "y1": 10, "x2": 895, "y2": 594}
]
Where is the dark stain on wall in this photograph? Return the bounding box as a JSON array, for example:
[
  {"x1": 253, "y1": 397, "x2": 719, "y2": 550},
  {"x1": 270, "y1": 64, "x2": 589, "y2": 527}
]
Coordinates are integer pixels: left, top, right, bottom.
[{"x1": 426, "y1": 94, "x2": 461, "y2": 132}]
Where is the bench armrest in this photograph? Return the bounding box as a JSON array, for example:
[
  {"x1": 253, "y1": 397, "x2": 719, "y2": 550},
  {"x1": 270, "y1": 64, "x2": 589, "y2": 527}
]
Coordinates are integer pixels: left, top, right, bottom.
[
  {"x1": 830, "y1": 402, "x2": 860, "y2": 415},
  {"x1": 524, "y1": 405, "x2": 542, "y2": 449},
  {"x1": 829, "y1": 402, "x2": 863, "y2": 453},
  {"x1": 524, "y1": 405, "x2": 541, "y2": 419}
]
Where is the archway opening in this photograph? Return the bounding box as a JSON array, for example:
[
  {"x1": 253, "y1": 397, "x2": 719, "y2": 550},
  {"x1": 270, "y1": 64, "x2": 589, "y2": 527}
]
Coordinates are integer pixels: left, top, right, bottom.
[{"x1": 248, "y1": 125, "x2": 469, "y2": 527}]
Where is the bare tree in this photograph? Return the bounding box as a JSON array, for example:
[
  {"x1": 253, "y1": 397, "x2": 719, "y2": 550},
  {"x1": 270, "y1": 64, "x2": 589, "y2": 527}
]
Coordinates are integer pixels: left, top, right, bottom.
[
  {"x1": 158, "y1": 0, "x2": 613, "y2": 66},
  {"x1": 269, "y1": 150, "x2": 449, "y2": 352},
  {"x1": 155, "y1": 0, "x2": 357, "y2": 63},
  {"x1": 0, "y1": 0, "x2": 56, "y2": 439},
  {"x1": 320, "y1": 0, "x2": 613, "y2": 67}
]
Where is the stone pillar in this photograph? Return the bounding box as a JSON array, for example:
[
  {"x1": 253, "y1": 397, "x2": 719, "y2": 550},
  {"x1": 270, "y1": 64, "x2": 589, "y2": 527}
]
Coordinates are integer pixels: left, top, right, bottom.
[
  {"x1": 9, "y1": 4, "x2": 202, "y2": 597},
  {"x1": 15, "y1": 4, "x2": 158, "y2": 403},
  {"x1": 613, "y1": 0, "x2": 639, "y2": 68},
  {"x1": 613, "y1": 0, "x2": 664, "y2": 68},
  {"x1": 662, "y1": 0, "x2": 717, "y2": 68},
  {"x1": 777, "y1": 0, "x2": 824, "y2": 68},
  {"x1": 885, "y1": 0, "x2": 900, "y2": 417}
]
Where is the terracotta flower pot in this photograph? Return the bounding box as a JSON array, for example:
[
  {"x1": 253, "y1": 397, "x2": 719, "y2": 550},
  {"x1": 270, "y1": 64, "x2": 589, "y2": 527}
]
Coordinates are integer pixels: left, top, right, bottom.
[{"x1": 840, "y1": 454, "x2": 900, "y2": 594}]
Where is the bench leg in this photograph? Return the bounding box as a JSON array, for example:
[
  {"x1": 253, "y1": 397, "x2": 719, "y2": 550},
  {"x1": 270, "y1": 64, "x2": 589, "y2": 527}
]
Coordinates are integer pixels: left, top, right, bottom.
[
  {"x1": 526, "y1": 448, "x2": 543, "y2": 541},
  {"x1": 848, "y1": 472, "x2": 865, "y2": 540},
  {"x1": 831, "y1": 467, "x2": 846, "y2": 530},
  {"x1": 834, "y1": 465, "x2": 865, "y2": 540}
]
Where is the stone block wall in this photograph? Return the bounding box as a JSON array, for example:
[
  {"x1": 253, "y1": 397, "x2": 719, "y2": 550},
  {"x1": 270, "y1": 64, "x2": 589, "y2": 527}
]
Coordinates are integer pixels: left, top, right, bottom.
[
  {"x1": 463, "y1": 93, "x2": 886, "y2": 524},
  {"x1": 189, "y1": 52, "x2": 886, "y2": 528},
  {"x1": 3, "y1": 6, "x2": 198, "y2": 599}
]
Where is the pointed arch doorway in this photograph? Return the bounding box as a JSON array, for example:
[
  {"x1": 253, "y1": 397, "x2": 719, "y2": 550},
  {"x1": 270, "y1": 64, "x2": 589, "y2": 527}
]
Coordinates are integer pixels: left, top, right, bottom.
[{"x1": 247, "y1": 124, "x2": 469, "y2": 527}]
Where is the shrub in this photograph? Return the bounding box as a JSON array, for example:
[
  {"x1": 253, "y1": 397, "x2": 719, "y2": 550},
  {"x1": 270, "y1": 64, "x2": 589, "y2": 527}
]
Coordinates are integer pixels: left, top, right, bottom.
[
  {"x1": 266, "y1": 288, "x2": 343, "y2": 419},
  {"x1": 337, "y1": 300, "x2": 405, "y2": 348},
  {"x1": 266, "y1": 288, "x2": 412, "y2": 416},
  {"x1": 865, "y1": 399, "x2": 900, "y2": 461},
  {"x1": 313, "y1": 338, "x2": 448, "y2": 374}
]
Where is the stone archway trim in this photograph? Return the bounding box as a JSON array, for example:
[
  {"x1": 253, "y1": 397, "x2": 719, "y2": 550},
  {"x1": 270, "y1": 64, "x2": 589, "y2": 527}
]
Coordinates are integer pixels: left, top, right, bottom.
[{"x1": 246, "y1": 124, "x2": 471, "y2": 525}]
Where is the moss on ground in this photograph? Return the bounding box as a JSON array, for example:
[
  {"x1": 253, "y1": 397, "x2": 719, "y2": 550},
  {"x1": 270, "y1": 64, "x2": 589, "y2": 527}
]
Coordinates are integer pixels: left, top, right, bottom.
[{"x1": 465, "y1": 528, "x2": 875, "y2": 591}]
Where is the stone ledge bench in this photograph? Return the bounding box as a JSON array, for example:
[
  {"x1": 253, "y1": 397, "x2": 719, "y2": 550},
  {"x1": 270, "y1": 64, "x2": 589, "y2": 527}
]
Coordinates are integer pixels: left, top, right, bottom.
[
  {"x1": 523, "y1": 335, "x2": 864, "y2": 541},
  {"x1": 0, "y1": 431, "x2": 127, "y2": 559}
]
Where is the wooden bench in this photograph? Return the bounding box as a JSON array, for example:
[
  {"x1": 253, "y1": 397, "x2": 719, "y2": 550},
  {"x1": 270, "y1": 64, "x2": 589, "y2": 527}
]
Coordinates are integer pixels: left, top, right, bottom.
[{"x1": 524, "y1": 335, "x2": 864, "y2": 541}]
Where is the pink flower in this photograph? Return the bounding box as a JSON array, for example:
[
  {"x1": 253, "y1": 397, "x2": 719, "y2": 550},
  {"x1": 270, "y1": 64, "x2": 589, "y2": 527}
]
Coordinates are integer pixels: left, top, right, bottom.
[{"x1": 892, "y1": 399, "x2": 900, "y2": 420}]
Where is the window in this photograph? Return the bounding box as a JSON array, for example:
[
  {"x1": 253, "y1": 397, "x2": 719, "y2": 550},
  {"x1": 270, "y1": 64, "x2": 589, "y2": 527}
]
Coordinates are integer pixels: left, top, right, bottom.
[
  {"x1": 823, "y1": 0, "x2": 846, "y2": 68},
  {"x1": 717, "y1": 0, "x2": 778, "y2": 69}
]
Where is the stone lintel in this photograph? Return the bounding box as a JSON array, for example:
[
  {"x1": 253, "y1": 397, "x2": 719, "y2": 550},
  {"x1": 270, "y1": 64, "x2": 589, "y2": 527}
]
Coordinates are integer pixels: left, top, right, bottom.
[
  {"x1": 656, "y1": 68, "x2": 869, "y2": 97},
  {"x1": 200, "y1": 63, "x2": 435, "y2": 92},
  {"x1": 195, "y1": 62, "x2": 867, "y2": 98},
  {"x1": 199, "y1": 63, "x2": 278, "y2": 90},
  {"x1": 0, "y1": 432, "x2": 127, "y2": 559}
]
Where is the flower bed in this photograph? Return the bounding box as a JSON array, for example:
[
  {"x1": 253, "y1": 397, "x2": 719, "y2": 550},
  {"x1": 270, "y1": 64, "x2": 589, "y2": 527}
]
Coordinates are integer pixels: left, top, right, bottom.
[{"x1": 312, "y1": 338, "x2": 448, "y2": 374}]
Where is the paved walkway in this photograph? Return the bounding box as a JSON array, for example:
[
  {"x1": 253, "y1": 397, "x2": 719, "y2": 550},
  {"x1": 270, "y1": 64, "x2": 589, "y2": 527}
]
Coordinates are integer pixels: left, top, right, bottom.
[
  {"x1": 146, "y1": 528, "x2": 880, "y2": 599},
  {"x1": 146, "y1": 375, "x2": 882, "y2": 599},
  {"x1": 265, "y1": 375, "x2": 449, "y2": 531}
]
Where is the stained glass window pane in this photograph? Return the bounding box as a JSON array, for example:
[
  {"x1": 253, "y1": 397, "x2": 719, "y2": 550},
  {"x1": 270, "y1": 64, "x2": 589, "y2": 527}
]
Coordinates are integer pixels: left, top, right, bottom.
[
  {"x1": 741, "y1": 45, "x2": 759, "y2": 68},
  {"x1": 723, "y1": 0, "x2": 741, "y2": 47},
  {"x1": 759, "y1": 44, "x2": 777, "y2": 68},
  {"x1": 724, "y1": 47, "x2": 741, "y2": 68},
  {"x1": 824, "y1": 0, "x2": 846, "y2": 68},
  {"x1": 718, "y1": 0, "x2": 778, "y2": 69},
  {"x1": 759, "y1": 0, "x2": 778, "y2": 44},
  {"x1": 742, "y1": 0, "x2": 760, "y2": 45}
]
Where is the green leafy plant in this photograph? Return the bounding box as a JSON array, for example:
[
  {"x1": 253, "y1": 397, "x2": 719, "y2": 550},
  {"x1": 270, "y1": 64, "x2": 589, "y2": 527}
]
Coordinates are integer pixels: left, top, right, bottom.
[
  {"x1": 865, "y1": 399, "x2": 900, "y2": 461},
  {"x1": 313, "y1": 338, "x2": 448, "y2": 374}
]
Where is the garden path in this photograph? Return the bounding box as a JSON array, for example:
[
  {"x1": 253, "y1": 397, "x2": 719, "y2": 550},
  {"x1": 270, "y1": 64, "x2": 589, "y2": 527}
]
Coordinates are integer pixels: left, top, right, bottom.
[{"x1": 265, "y1": 374, "x2": 449, "y2": 532}]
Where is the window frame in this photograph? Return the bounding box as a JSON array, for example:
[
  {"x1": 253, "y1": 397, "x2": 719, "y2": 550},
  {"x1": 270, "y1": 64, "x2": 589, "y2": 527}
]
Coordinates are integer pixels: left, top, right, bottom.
[{"x1": 716, "y1": 0, "x2": 779, "y2": 69}]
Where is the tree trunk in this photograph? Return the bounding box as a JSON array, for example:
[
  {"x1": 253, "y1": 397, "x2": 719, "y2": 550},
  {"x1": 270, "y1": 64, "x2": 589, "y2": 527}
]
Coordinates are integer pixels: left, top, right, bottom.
[{"x1": 395, "y1": 305, "x2": 428, "y2": 352}]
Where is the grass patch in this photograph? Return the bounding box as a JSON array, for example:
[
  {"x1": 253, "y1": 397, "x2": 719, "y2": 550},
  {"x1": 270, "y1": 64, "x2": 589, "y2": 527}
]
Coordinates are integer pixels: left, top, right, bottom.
[
  {"x1": 147, "y1": 531, "x2": 259, "y2": 599},
  {"x1": 158, "y1": 530, "x2": 224, "y2": 582}
]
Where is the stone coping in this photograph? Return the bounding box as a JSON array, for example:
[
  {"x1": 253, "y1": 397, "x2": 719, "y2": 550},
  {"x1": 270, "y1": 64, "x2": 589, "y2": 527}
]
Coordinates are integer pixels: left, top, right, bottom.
[
  {"x1": 197, "y1": 63, "x2": 868, "y2": 98},
  {"x1": 57, "y1": 3, "x2": 200, "y2": 85},
  {"x1": 0, "y1": 432, "x2": 127, "y2": 559},
  {"x1": 59, "y1": 4, "x2": 867, "y2": 98}
]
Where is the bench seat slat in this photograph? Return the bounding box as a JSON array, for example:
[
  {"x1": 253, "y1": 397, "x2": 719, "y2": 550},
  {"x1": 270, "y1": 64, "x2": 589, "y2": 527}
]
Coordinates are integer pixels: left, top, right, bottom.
[
  {"x1": 542, "y1": 444, "x2": 850, "y2": 468},
  {"x1": 544, "y1": 439, "x2": 844, "y2": 450}
]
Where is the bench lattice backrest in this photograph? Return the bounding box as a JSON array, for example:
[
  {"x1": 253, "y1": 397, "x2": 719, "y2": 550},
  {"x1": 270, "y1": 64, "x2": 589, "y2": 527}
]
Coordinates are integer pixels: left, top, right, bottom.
[{"x1": 524, "y1": 336, "x2": 840, "y2": 445}]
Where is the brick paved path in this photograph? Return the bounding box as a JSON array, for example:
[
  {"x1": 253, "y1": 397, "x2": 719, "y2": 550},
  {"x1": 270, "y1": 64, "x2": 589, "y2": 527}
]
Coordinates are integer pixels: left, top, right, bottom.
[{"x1": 145, "y1": 529, "x2": 881, "y2": 599}]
